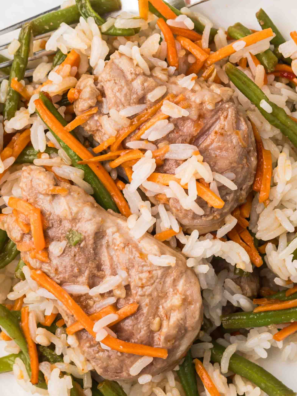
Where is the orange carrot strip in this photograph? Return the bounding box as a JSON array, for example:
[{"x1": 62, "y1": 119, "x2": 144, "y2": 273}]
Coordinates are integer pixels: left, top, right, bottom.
[
  {"x1": 205, "y1": 28, "x2": 274, "y2": 67},
  {"x1": 47, "y1": 187, "x2": 69, "y2": 196},
  {"x1": 187, "y1": 59, "x2": 205, "y2": 75},
  {"x1": 78, "y1": 151, "x2": 126, "y2": 164},
  {"x1": 169, "y1": 26, "x2": 202, "y2": 41},
  {"x1": 67, "y1": 88, "x2": 81, "y2": 103},
  {"x1": 194, "y1": 359, "x2": 220, "y2": 396},
  {"x1": 111, "y1": 94, "x2": 175, "y2": 151},
  {"x1": 93, "y1": 137, "x2": 116, "y2": 154},
  {"x1": 56, "y1": 319, "x2": 65, "y2": 328},
  {"x1": 31, "y1": 270, "x2": 168, "y2": 359},
  {"x1": 116, "y1": 180, "x2": 126, "y2": 191},
  {"x1": 13, "y1": 210, "x2": 31, "y2": 233},
  {"x1": 157, "y1": 19, "x2": 179, "y2": 68},
  {"x1": 239, "y1": 57, "x2": 247, "y2": 69},
  {"x1": 240, "y1": 193, "x2": 253, "y2": 218},
  {"x1": 228, "y1": 228, "x2": 262, "y2": 267},
  {"x1": 34, "y1": 99, "x2": 130, "y2": 217},
  {"x1": 13, "y1": 296, "x2": 24, "y2": 311},
  {"x1": 239, "y1": 229, "x2": 263, "y2": 267},
  {"x1": 138, "y1": 0, "x2": 149, "y2": 20},
  {"x1": 40, "y1": 313, "x2": 58, "y2": 327},
  {"x1": 154, "y1": 228, "x2": 179, "y2": 241},
  {"x1": 11, "y1": 78, "x2": 32, "y2": 101},
  {"x1": 148, "y1": 173, "x2": 225, "y2": 209},
  {"x1": 30, "y1": 250, "x2": 50, "y2": 263},
  {"x1": 202, "y1": 65, "x2": 216, "y2": 80},
  {"x1": 65, "y1": 107, "x2": 98, "y2": 132},
  {"x1": 250, "y1": 53, "x2": 268, "y2": 85},
  {"x1": 275, "y1": 64, "x2": 294, "y2": 73},
  {"x1": 286, "y1": 285, "x2": 297, "y2": 297},
  {"x1": 232, "y1": 209, "x2": 249, "y2": 228},
  {"x1": 66, "y1": 306, "x2": 117, "y2": 335},
  {"x1": 273, "y1": 322, "x2": 297, "y2": 341},
  {"x1": 124, "y1": 166, "x2": 133, "y2": 182},
  {"x1": 21, "y1": 307, "x2": 39, "y2": 384},
  {"x1": 1, "y1": 332, "x2": 12, "y2": 341},
  {"x1": 152, "y1": 145, "x2": 170, "y2": 158},
  {"x1": 17, "y1": 241, "x2": 35, "y2": 252},
  {"x1": 258, "y1": 243, "x2": 268, "y2": 254},
  {"x1": 254, "y1": 299, "x2": 297, "y2": 313},
  {"x1": 149, "y1": 0, "x2": 177, "y2": 19},
  {"x1": 259, "y1": 149, "x2": 272, "y2": 203},
  {"x1": 131, "y1": 113, "x2": 169, "y2": 142},
  {"x1": 290, "y1": 31, "x2": 297, "y2": 45},
  {"x1": 176, "y1": 36, "x2": 209, "y2": 62},
  {"x1": 109, "y1": 150, "x2": 143, "y2": 169}
]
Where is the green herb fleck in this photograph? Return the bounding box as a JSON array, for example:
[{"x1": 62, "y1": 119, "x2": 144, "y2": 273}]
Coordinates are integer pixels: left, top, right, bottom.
[{"x1": 66, "y1": 230, "x2": 83, "y2": 246}]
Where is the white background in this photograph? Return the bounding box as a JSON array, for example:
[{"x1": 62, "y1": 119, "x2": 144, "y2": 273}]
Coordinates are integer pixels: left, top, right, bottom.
[{"x1": 0, "y1": 0, "x2": 297, "y2": 395}]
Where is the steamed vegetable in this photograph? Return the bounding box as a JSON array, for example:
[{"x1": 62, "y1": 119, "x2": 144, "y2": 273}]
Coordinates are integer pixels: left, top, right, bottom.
[
  {"x1": 0, "y1": 240, "x2": 19, "y2": 269},
  {"x1": 178, "y1": 351, "x2": 199, "y2": 396},
  {"x1": 211, "y1": 342, "x2": 296, "y2": 396},
  {"x1": 98, "y1": 380, "x2": 127, "y2": 396},
  {"x1": 0, "y1": 230, "x2": 8, "y2": 253},
  {"x1": 0, "y1": 353, "x2": 24, "y2": 373},
  {"x1": 16, "y1": 146, "x2": 58, "y2": 164}
]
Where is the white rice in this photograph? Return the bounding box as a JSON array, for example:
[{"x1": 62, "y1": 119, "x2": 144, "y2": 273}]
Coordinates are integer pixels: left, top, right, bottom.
[
  {"x1": 129, "y1": 356, "x2": 154, "y2": 376},
  {"x1": 89, "y1": 275, "x2": 123, "y2": 295},
  {"x1": 161, "y1": 101, "x2": 189, "y2": 118},
  {"x1": 260, "y1": 99, "x2": 273, "y2": 113},
  {"x1": 148, "y1": 254, "x2": 176, "y2": 267}
]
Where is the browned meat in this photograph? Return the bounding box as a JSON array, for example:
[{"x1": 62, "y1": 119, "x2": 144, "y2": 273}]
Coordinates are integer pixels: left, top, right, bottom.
[{"x1": 1, "y1": 166, "x2": 202, "y2": 380}]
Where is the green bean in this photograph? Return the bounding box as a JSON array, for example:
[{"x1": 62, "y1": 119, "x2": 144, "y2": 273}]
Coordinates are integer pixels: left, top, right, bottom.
[
  {"x1": 222, "y1": 307, "x2": 297, "y2": 329},
  {"x1": 211, "y1": 342, "x2": 295, "y2": 396},
  {"x1": 149, "y1": 2, "x2": 217, "y2": 41},
  {"x1": 227, "y1": 23, "x2": 278, "y2": 72},
  {"x1": 0, "y1": 353, "x2": 24, "y2": 373},
  {"x1": 31, "y1": 0, "x2": 121, "y2": 36},
  {"x1": 98, "y1": 380, "x2": 127, "y2": 396},
  {"x1": 38, "y1": 345, "x2": 63, "y2": 364},
  {"x1": 0, "y1": 239, "x2": 19, "y2": 269},
  {"x1": 266, "y1": 290, "x2": 297, "y2": 301},
  {"x1": 15, "y1": 259, "x2": 26, "y2": 280},
  {"x1": 53, "y1": 50, "x2": 67, "y2": 68},
  {"x1": 75, "y1": 0, "x2": 136, "y2": 36},
  {"x1": 0, "y1": 54, "x2": 11, "y2": 76},
  {"x1": 225, "y1": 62, "x2": 297, "y2": 147},
  {"x1": 39, "y1": 92, "x2": 119, "y2": 212},
  {"x1": 92, "y1": 383, "x2": 103, "y2": 396},
  {"x1": 256, "y1": 9, "x2": 285, "y2": 52},
  {"x1": 177, "y1": 351, "x2": 199, "y2": 396},
  {"x1": 71, "y1": 380, "x2": 82, "y2": 396},
  {"x1": 16, "y1": 146, "x2": 58, "y2": 164},
  {"x1": 0, "y1": 230, "x2": 8, "y2": 252},
  {"x1": 4, "y1": 24, "x2": 32, "y2": 121}
]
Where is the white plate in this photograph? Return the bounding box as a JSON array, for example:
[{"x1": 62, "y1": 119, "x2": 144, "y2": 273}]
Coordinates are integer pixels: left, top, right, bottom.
[{"x1": 1, "y1": 0, "x2": 297, "y2": 394}]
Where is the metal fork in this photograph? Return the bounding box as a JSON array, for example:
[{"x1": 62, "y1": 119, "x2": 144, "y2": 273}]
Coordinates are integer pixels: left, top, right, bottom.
[{"x1": 0, "y1": 0, "x2": 210, "y2": 81}]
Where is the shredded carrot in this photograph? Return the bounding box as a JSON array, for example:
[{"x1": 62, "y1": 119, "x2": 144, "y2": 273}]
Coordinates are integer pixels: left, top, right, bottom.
[
  {"x1": 109, "y1": 150, "x2": 143, "y2": 169},
  {"x1": 93, "y1": 136, "x2": 116, "y2": 154},
  {"x1": 116, "y1": 179, "x2": 126, "y2": 191},
  {"x1": 249, "y1": 54, "x2": 268, "y2": 84},
  {"x1": 254, "y1": 299, "x2": 297, "y2": 313},
  {"x1": 4, "y1": 304, "x2": 14, "y2": 311},
  {"x1": 13, "y1": 210, "x2": 31, "y2": 233},
  {"x1": 194, "y1": 359, "x2": 220, "y2": 396},
  {"x1": 40, "y1": 313, "x2": 58, "y2": 327},
  {"x1": 11, "y1": 78, "x2": 31, "y2": 101},
  {"x1": 239, "y1": 57, "x2": 247, "y2": 69},
  {"x1": 202, "y1": 65, "x2": 216, "y2": 81},
  {"x1": 47, "y1": 187, "x2": 69, "y2": 196},
  {"x1": 239, "y1": 228, "x2": 263, "y2": 267},
  {"x1": 47, "y1": 141, "x2": 56, "y2": 148},
  {"x1": 275, "y1": 64, "x2": 295, "y2": 73},
  {"x1": 16, "y1": 240, "x2": 35, "y2": 252},
  {"x1": 152, "y1": 145, "x2": 170, "y2": 158},
  {"x1": 124, "y1": 166, "x2": 133, "y2": 182},
  {"x1": 65, "y1": 107, "x2": 98, "y2": 132},
  {"x1": 259, "y1": 149, "x2": 272, "y2": 203},
  {"x1": 78, "y1": 150, "x2": 126, "y2": 164},
  {"x1": 31, "y1": 270, "x2": 168, "y2": 358},
  {"x1": 157, "y1": 19, "x2": 179, "y2": 68},
  {"x1": 273, "y1": 322, "x2": 297, "y2": 341},
  {"x1": 30, "y1": 250, "x2": 50, "y2": 263},
  {"x1": 176, "y1": 36, "x2": 209, "y2": 62},
  {"x1": 258, "y1": 242, "x2": 268, "y2": 254},
  {"x1": 149, "y1": 0, "x2": 176, "y2": 19},
  {"x1": 56, "y1": 319, "x2": 65, "y2": 328},
  {"x1": 228, "y1": 228, "x2": 263, "y2": 267},
  {"x1": 187, "y1": 58, "x2": 205, "y2": 75},
  {"x1": 36, "y1": 50, "x2": 80, "y2": 93},
  {"x1": 205, "y1": 28, "x2": 274, "y2": 67},
  {"x1": 148, "y1": 173, "x2": 225, "y2": 209},
  {"x1": 154, "y1": 228, "x2": 180, "y2": 241},
  {"x1": 67, "y1": 88, "x2": 81, "y2": 103},
  {"x1": 67, "y1": 305, "x2": 117, "y2": 335},
  {"x1": 290, "y1": 31, "x2": 297, "y2": 46},
  {"x1": 286, "y1": 285, "x2": 297, "y2": 297},
  {"x1": 138, "y1": 0, "x2": 149, "y2": 20},
  {"x1": 1, "y1": 332, "x2": 12, "y2": 341},
  {"x1": 240, "y1": 193, "x2": 253, "y2": 218},
  {"x1": 253, "y1": 298, "x2": 280, "y2": 305},
  {"x1": 110, "y1": 94, "x2": 175, "y2": 151},
  {"x1": 232, "y1": 208, "x2": 249, "y2": 228},
  {"x1": 8, "y1": 197, "x2": 45, "y2": 252},
  {"x1": 21, "y1": 307, "x2": 39, "y2": 384},
  {"x1": 13, "y1": 296, "x2": 24, "y2": 311},
  {"x1": 168, "y1": 26, "x2": 202, "y2": 41},
  {"x1": 34, "y1": 99, "x2": 131, "y2": 217}
]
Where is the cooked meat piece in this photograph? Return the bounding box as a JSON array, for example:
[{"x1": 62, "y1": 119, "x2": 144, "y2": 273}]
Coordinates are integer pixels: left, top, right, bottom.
[{"x1": 1, "y1": 166, "x2": 202, "y2": 380}]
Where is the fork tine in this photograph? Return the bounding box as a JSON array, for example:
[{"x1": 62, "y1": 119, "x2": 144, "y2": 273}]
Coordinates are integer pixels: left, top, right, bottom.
[{"x1": 0, "y1": 6, "x2": 60, "y2": 36}]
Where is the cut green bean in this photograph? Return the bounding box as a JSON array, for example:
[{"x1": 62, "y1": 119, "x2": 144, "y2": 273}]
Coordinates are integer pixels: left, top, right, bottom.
[
  {"x1": 222, "y1": 307, "x2": 297, "y2": 329},
  {"x1": 53, "y1": 50, "x2": 67, "y2": 68},
  {"x1": 0, "y1": 230, "x2": 8, "y2": 253},
  {"x1": 149, "y1": 2, "x2": 217, "y2": 41},
  {"x1": 178, "y1": 351, "x2": 199, "y2": 396},
  {"x1": 75, "y1": 0, "x2": 136, "y2": 36},
  {"x1": 98, "y1": 380, "x2": 127, "y2": 396},
  {"x1": 225, "y1": 63, "x2": 297, "y2": 147},
  {"x1": 38, "y1": 92, "x2": 119, "y2": 212},
  {"x1": 31, "y1": 0, "x2": 121, "y2": 36},
  {"x1": 15, "y1": 259, "x2": 26, "y2": 280},
  {"x1": 227, "y1": 22, "x2": 278, "y2": 72},
  {"x1": 211, "y1": 342, "x2": 295, "y2": 396},
  {"x1": 0, "y1": 353, "x2": 24, "y2": 373},
  {"x1": 16, "y1": 146, "x2": 58, "y2": 164},
  {"x1": 266, "y1": 290, "x2": 297, "y2": 301},
  {"x1": 38, "y1": 346, "x2": 63, "y2": 364},
  {"x1": 4, "y1": 23, "x2": 32, "y2": 120},
  {"x1": 0, "y1": 239, "x2": 19, "y2": 269}
]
